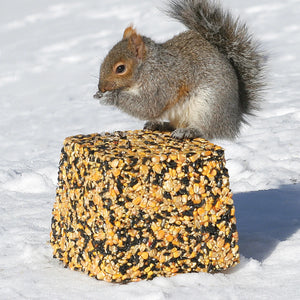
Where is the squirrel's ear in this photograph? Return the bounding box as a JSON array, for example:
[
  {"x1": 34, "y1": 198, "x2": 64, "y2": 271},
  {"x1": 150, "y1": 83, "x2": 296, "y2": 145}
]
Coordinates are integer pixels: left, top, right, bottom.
[
  {"x1": 123, "y1": 26, "x2": 146, "y2": 60},
  {"x1": 123, "y1": 26, "x2": 136, "y2": 39}
]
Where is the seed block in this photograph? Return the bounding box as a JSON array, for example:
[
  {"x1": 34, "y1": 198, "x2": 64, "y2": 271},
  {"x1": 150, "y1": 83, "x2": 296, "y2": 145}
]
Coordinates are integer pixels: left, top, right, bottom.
[{"x1": 50, "y1": 130, "x2": 239, "y2": 282}]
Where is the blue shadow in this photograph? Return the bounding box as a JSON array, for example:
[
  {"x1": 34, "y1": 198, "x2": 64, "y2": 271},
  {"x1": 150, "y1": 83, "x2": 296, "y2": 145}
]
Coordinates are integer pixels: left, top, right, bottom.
[{"x1": 233, "y1": 184, "x2": 300, "y2": 262}]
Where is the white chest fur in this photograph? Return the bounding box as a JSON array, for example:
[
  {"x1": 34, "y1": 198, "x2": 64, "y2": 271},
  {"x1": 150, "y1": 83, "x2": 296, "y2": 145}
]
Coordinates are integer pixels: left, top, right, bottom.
[{"x1": 160, "y1": 87, "x2": 213, "y2": 128}]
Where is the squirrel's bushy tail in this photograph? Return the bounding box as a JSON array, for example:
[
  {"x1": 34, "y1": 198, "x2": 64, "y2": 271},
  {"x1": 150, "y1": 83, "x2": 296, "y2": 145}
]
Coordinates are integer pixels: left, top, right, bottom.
[{"x1": 167, "y1": 0, "x2": 265, "y2": 115}]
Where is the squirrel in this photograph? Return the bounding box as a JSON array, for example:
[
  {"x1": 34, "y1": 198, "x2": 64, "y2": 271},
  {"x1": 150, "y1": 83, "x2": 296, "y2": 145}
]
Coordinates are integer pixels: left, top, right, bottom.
[{"x1": 94, "y1": 0, "x2": 265, "y2": 140}]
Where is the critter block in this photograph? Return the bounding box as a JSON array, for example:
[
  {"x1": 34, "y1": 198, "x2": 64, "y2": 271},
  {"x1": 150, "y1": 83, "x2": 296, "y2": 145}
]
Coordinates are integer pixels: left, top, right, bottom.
[{"x1": 50, "y1": 130, "x2": 239, "y2": 282}]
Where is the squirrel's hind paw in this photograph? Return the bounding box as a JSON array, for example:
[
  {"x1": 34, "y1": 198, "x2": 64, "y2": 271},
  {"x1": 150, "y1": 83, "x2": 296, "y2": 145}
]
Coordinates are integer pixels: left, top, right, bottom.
[
  {"x1": 144, "y1": 121, "x2": 174, "y2": 132},
  {"x1": 144, "y1": 123, "x2": 203, "y2": 139},
  {"x1": 171, "y1": 128, "x2": 203, "y2": 139}
]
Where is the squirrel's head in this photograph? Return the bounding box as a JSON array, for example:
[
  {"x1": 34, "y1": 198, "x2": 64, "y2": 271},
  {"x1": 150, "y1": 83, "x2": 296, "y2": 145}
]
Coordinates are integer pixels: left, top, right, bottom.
[{"x1": 98, "y1": 26, "x2": 147, "y2": 93}]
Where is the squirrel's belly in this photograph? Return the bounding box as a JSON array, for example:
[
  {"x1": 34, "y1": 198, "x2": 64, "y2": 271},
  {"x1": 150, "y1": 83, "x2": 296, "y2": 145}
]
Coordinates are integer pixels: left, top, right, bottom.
[
  {"x1": 162, "y1": 100, "x2": 190, "y2": 128},
  {"x1": 161, "y1": 87, "x2": 213, "y2": 129}
]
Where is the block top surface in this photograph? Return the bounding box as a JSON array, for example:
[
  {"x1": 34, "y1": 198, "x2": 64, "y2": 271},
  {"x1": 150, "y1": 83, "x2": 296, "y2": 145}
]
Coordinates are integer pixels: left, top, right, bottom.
[{"x1": 63, "y1": 130, "x2": 224, "y2": 161}]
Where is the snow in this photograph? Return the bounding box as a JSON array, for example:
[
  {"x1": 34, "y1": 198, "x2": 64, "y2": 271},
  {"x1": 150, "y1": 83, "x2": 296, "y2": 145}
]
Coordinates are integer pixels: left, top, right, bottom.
[{"x1": 0, "y1": 0, "x2": 300, "y2": 299}]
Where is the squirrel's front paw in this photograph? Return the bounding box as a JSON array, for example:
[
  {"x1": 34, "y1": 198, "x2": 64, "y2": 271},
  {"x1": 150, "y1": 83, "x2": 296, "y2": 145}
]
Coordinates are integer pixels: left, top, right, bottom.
[
  {"x1": 144, "y1": 121, "x2": 174, "y2": 132},
  {"x1": 93, "y1": 90, "x2": 104, "y2": 99},
  {"x1": 94, "y1": 90, "x2": 116, "y2": 106},
  {"x1": 171, "y1": 128, "x2": 202, "y2": 139}
]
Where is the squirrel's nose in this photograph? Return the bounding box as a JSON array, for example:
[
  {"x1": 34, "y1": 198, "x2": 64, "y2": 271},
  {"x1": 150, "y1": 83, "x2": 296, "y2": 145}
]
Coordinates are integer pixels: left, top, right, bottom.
[
  {"x1": 98, "y1": 82, "x2": 106, "y2": 93},
  {"x1": 99, "y1": 81, "x2": 115, "y2": 93}
]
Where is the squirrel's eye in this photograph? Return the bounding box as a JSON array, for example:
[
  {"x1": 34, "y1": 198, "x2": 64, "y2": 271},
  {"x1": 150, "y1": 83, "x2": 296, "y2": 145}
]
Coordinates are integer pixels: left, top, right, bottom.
[{"x1": 115, "y1": 64, "x2": 126, "y2": 74}]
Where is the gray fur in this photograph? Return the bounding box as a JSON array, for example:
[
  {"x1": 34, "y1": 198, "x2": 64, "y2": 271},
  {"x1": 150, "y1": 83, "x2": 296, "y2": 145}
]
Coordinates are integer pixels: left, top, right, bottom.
[
  {"x1": 96, "y1": 0, "x2": 265, "y2": 140},
  {"x1": 166, "y1": 0, "x2": 265, "y2": 115}
]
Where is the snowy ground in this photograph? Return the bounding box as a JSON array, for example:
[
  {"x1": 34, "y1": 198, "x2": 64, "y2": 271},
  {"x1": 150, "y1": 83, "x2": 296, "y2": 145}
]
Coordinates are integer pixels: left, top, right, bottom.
[{"x1": 1, "y1": 0, "x2": 300, "y2": 299}]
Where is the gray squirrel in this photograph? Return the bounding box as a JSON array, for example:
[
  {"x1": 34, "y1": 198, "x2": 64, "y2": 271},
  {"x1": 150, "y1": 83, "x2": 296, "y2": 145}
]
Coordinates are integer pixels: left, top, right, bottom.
[{"x1": 94, "y1": 0, "x2": 265, "y2": 140}]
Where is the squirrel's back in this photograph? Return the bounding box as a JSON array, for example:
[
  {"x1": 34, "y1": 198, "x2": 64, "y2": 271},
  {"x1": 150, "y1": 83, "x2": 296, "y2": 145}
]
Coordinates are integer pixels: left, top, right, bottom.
[
  {"x1": 166, "y1": 0, "x2": 265, "y2": 116},
  {"x1": 160, "y1": 30, "x2": 241, "y2": 139}
]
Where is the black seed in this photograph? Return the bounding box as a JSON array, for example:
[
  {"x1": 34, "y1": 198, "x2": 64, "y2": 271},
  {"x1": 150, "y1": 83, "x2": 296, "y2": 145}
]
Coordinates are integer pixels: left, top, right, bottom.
[
  {"x1": 204, "y1": 224, "x2": 218, "y2": 235},
  {"x1": 182, "y1": 165, "x2": 189, "y2": 173},
  {"x1": 182, "y1": 210, "x2": 194, "y2": 216},
  {"x1": 109, "y1": 214, "x2": 115, "y2": 223},
  {"x1": 169, "y1": 257, "x2": 178, "y2": 263},
  {"x1": 167, "y1": 243, "x2": 174, "y2": 250},
  {"x1": 207, "y1": 264, "x2": 215, "y2": 273},
  {"x1": 181, "y1": 176, "x2": 189, "y2": 186},
  {"x1": 231, "y1": 223, "x2": 237, "y2": 232},
  {"x1": 220, "y1": 210, "x2": 231, "y2": 223},
  {"x1": 194, "y1": 158, "x2": 203, "y2": 168},
  {"x1": 198, "y1": 262, "x2": 205, "y2": 269},
  {"x1": 166, "y1": 160, "x2": 177, "y2": 169},
  {"x1": 129, "y1": 157, "x2": 138, "y2": 167},
  {"x1": 163, "y1": 191, "x2": 172, "y2": 199},
  {"x1": 117, "y1": 198, "x2": 125, "y2": 205},
  {"x1": 224, "y1": 235, "x2": 231, "y2": 245},
  {"x1": 176, "y1": 187, "x2": 188, "y2": 196},
  {"x1": 128, "y1": 254, "x2": 139, "y2": 265},
  {"x1": 156, "y1": 246, "x2": 164, "y2": 252},
  {"x1": 116, "y1": 179, "x2": 123, "y2": 193},
  {"x1": 177, "y1": 234, "x2": 184, "y2": 243},
  {"x1": 185, "y1": 226, "x2": 192, "y2": 233},
  {"x1": 216, "y1": 149, "x2": 224, "y2": 156},
  {"x1": 154, "y1": 213, "x2": 163, "y2": 220},
  {"x1": 129, "y1": 177, "x2": 138, "y2": 187},
  {"x1": 155, "y1": 173, "x2": 164, "y2": 186}
]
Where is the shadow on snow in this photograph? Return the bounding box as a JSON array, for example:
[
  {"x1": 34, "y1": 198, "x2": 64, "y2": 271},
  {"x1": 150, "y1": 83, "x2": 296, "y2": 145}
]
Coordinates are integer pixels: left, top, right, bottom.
[{"x1": 233, "y1": 184, "x2": 300, "y2": 262}]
